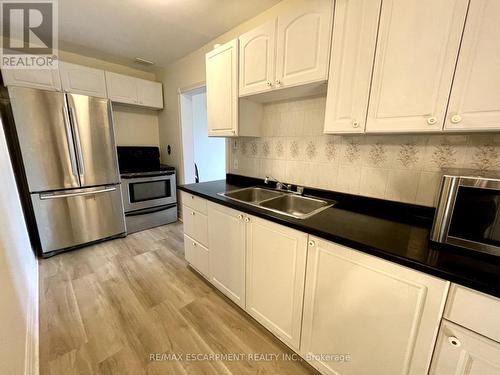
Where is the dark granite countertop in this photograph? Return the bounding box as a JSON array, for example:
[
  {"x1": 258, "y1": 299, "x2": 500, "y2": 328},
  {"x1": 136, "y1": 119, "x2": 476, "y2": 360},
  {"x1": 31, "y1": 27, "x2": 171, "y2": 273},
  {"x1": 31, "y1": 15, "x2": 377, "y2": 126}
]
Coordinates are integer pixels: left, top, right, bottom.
[{"x1": 179, "y1": 175, "x2": 500, "y2": 299}]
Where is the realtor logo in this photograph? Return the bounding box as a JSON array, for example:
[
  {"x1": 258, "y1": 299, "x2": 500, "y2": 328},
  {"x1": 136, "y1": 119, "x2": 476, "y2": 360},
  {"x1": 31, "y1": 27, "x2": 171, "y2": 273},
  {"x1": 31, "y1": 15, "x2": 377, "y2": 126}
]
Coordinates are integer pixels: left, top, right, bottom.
[{"x1": 1, "y1": 0, "x2": 58, "y2": 69}]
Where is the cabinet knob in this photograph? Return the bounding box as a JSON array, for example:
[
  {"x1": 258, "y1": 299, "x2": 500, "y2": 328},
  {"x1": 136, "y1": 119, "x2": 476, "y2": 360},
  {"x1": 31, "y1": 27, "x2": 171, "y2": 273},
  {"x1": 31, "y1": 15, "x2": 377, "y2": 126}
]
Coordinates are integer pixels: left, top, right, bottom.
[
  {"x1": 448, "y1": 336, "x2": 461, "y2": 347},
  {"x1": 244, "y1": 217, "x2": 250, "y2": 223},
  {"x1": 427, "y1": 116, "x2": 437, "y2": 125},
  {"x1": 190, "y1": 211, "x2": 195, "y2": 216},
  {"x1": 191, "y1": 195, "x2": 194, "y2": 199},
  {"x1": 238, "y1": 214, "x2": 243, "y2": 220},
  {"x1": 450, "y1": 114, "x2": 462, "y2": 124},
  {"x1": 275, "y1": 79, "x2": 281, "y2": 87},
  {"x1": 266, "y1": 80, "x2": 272, "y2": 87},
  {"x1": 308, "y1": 240, "x2": 315, "y2": 247},
  {"x1": 192, "y1": 242, "x2": 196, "y2": 247},
  {"x1": 352, "y1": 121, "x2": 360, "y2": 128}
]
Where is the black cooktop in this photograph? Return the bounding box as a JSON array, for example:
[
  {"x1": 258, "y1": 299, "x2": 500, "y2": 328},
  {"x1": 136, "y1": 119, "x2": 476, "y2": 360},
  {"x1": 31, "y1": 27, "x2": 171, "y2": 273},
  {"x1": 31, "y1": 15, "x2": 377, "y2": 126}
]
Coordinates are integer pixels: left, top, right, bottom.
[{"x1": 117, "y1": 146, "x2": 175, "y2": 176}]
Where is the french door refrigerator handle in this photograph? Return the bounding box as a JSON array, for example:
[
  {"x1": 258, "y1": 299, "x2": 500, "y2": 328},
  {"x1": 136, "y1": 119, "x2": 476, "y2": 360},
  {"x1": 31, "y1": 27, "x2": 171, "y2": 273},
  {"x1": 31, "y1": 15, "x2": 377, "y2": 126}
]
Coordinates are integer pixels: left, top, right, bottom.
[
  {"x1": 62, "y1": 105, "x2": 78, "y2": 176},
  {"x1": 39, "y1": 186, "x2": 117, "y2": 200},
  {"x1": 68, "y1": 103, "x2": 85, "y2": 175}
]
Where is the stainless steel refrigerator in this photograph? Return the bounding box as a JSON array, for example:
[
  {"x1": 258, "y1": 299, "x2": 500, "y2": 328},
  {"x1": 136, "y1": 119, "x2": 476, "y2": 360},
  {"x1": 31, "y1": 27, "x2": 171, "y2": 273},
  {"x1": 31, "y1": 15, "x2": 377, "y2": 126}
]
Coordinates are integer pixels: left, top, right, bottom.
[{"x1": 8, "y1": 86, "x2": 126, "y2": 256}]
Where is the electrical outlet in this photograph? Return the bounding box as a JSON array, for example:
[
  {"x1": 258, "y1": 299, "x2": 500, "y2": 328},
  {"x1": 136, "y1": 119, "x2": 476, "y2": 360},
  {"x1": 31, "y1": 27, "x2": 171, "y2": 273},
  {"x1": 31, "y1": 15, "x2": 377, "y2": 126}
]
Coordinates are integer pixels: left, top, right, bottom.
[{"x1": 233, "y1": 158, "x2": 239, "y2": 170}]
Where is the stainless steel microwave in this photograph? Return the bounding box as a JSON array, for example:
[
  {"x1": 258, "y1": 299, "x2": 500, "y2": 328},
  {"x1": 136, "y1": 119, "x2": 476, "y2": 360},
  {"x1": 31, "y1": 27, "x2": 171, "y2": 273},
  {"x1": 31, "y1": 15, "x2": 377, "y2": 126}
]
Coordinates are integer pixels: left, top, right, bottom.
[{"x1": 431, "y1": 175, "x2": 500, "y2": 257}]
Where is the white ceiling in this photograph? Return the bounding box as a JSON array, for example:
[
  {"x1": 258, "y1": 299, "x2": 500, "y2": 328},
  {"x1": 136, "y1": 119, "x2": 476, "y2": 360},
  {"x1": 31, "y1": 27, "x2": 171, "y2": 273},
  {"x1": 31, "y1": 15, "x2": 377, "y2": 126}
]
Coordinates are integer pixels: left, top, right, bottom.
[{"x1": 58, "y1": 0, "x2": 281, "y2": 69}]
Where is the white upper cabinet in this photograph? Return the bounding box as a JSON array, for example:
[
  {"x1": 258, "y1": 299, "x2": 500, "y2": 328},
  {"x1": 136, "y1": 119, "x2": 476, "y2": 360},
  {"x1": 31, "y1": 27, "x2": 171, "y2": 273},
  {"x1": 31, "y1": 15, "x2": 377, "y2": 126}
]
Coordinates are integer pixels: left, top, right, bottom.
[
  {"x1": 136, "y1": 78, "x2": 163, "y2": 109},
  {"x1": 59, "y1": 62, "x2": 107, "y2": 98},
  {"x1": 206, "y1": 39, "x2": 239, "y2": 137},
  {"x1": 275, "y1": 0, "x2": 333, "y2": 89},
  {"x1": 239, "y1": 20, "x2": 276, "y2": 96},
  {"x1": 1, "y1": 68, "x2": 61, "y2": 91},
  {"x1": 323, "y1": 0, "x2": 381, "y2": 134},
  {"x1": 365, "y1": 0, "x2": 469, "y2": 133},
  {"x1": 105, "y1": 71, "x2": 163, "y2": 109},
  {"x1": 207, "y1": 202, "x2": 246, "y2": 308},
  {"x1": 245, "y1": 217, "x2": 308, "y2": 351},
  {"x1": 301, "y1": 237, "x2": 449, "y2": 375},
  {"x1": 105, "y1": 71, "x2": 139, "y2": 105},
  {"x1": 445, "y1": 0, "x2": 500, "y2": 132},
  {"x1": 430, "y1": 320, "x2": 500, "y2": 375}
]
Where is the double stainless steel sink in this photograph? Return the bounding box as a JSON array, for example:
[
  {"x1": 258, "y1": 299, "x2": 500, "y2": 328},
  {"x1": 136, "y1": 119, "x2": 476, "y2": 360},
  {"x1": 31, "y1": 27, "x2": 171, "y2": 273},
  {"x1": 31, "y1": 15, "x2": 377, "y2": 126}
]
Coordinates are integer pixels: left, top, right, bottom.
[{"x1": 218, "y1": 187, "x2": 335, "y2": 219}]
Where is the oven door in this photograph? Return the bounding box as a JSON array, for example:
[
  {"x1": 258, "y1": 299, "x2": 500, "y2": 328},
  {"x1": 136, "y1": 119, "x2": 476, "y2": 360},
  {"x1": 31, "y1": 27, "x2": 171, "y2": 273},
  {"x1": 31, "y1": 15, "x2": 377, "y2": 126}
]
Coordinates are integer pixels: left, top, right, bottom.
[{"x1": 122, "y1": 173, "x2": 176, "y2": 212}]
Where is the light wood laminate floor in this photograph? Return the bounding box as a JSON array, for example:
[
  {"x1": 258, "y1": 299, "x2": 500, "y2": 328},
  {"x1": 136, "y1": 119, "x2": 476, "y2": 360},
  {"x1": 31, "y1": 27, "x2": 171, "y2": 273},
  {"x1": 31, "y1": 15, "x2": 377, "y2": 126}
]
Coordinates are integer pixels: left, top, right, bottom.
[{"x1": 39, "y1": 222, "x2": 317, "y2": 375}]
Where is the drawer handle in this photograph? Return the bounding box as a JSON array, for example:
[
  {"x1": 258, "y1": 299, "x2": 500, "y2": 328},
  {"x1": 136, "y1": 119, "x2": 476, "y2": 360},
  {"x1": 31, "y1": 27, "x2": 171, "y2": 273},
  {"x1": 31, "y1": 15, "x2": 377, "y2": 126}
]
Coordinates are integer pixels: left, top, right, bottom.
[
  {"x1": 308, "y1": 240, "x2": 315, "y2": 247},
  {"x1": 448, "y1": 336, "x2": 461, "y2": 347}
]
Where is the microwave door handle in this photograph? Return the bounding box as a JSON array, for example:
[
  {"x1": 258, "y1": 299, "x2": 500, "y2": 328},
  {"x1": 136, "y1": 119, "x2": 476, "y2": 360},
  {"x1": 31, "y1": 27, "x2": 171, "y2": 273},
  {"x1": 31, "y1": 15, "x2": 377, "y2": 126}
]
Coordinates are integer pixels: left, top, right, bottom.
[
  {"x1": 62, "y1": 105, "x2": 78, "y2": 176},
  {"x1": 39, "y1": 186, "x2": 116, "y2": 200},
  {"x1": 68, "y1": 104, "x2": 85, "y2": 176}
]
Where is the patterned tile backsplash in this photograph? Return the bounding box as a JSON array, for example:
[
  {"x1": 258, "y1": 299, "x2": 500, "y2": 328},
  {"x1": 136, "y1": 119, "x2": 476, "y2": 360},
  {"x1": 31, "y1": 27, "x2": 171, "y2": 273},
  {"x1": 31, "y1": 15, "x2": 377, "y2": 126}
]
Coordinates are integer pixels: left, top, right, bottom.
[{"x1": 228, "y1": 96, "x2": 500, "y2": 207}]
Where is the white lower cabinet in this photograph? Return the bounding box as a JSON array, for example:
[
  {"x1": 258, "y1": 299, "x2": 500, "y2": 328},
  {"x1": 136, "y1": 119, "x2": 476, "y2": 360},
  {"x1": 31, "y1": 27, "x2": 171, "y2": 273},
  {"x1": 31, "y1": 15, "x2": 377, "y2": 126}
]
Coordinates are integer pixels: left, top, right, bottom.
[
  {"x1": 184, "y1": 234, "x2": 209, "y2": 279},
  {"x1": 301, "y1": 237, "x2": 449, "y2": 375},
  {"x1": 182, "y1": 206, "x2": 208, "y2": 247},
  {"x1": 207, "y1": 202, "x2": 246, "y2": 308},
  {"x1": 430, "y1": 320, "x2": 500, "y2": 375},
  {"x1": 245, "y1": 217, "x2": 308, "y2": 350}
]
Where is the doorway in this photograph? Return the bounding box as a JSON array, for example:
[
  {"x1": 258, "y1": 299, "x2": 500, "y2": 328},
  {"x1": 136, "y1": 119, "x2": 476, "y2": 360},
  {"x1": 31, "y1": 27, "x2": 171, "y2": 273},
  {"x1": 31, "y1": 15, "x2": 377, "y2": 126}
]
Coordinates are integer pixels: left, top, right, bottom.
[{"x1": 180, "y1": 85, "x2": 226, "y2": 184}]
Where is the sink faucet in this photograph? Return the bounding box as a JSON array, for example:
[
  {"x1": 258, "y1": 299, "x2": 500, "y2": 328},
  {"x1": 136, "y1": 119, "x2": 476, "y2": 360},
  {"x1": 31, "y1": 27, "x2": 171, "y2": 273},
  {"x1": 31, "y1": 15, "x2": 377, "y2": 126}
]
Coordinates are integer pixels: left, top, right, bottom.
[
  {"x1": 264, "y1": 176, "x2": 284, "y2": 190},
  {"x1": 264, "y1": 176, "x2": 304, "y2": 195}
]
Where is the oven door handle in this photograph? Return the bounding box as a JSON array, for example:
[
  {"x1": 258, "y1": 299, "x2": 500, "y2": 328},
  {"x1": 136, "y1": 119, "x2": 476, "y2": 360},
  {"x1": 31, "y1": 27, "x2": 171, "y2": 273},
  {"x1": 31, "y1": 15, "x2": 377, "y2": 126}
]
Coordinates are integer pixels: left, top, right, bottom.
[
  {"x1": 125, "y1": 203, "x2": 177, "y2": 217},
  {"x1": 121, "y1": 172, "x2": 175, "y2": 179}
]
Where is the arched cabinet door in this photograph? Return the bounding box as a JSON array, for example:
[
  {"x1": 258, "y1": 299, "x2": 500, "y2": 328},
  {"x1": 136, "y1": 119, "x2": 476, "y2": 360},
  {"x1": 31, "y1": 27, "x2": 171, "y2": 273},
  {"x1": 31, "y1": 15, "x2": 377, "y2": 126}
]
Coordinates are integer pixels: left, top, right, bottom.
[
  {"x1": 445, "y1": 0, "x2": 500, "y2": 132},
  {"x1": 365, "y1": 0, "x2": 469, "y2": 133},
  {"x1": 275, "y1": 0, "x2": 333, "y2": 89},
  {"x1": 239, "y1": 20, "x2": 276, "y2": 97}
]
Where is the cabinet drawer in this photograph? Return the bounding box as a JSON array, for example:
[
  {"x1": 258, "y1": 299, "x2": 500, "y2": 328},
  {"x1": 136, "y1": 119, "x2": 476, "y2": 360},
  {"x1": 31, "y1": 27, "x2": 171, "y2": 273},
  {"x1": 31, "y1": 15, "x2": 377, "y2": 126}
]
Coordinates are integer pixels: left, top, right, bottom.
[
  {"x1": 181, "y1": 191, "x2": 207, "y2": 214},
  {"x1": 184, "y1": 234, "x2": 209, "y2": 278},
  {"x1": 444, "y1": 284, "x2": 500, "y2": 342},
  {"x1": 182, "y1": 205, "x2": 208, "y2": 246}
]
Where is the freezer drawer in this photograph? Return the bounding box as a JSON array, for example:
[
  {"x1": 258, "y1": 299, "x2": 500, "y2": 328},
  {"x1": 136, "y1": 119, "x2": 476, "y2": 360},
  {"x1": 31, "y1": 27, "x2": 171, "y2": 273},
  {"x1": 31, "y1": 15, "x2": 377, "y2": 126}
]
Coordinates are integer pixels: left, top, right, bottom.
[{"x1": 31, "y1": 185, "x2": 126, "y2": 254}]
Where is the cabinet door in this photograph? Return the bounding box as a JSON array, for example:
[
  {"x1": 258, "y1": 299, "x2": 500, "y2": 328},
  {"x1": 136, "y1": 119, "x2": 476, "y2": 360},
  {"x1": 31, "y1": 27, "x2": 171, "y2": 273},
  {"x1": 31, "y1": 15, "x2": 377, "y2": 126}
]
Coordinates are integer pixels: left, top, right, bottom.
[
  {"x1": 207, "y1": 202, "x2": 246, "y2": 308},
  {"x1": 301, "y1": 237, "x2": 449, "y2": 375},
  {"x1": 59, "y1": 62, "x2": 107, "y2": 98},
  {"x1": 105, "y1": 71, "x2": 138, "y2": 105},
  {"x1": 1, "y1": 68, "x2": 61, "y2": 91},
  {"x1": 136, "y1": 78, "x2": 163, "y2": 109},
  {"x1": 206, "y1": 39, "x2": 239, "y2": 137},
  {"x1": 366, "y1": 0, "x2": 469, "y2": 133},
  {"x1": 182, "y1": 205, "x2": 208, "y2": 247},
  {"x1": 275, "y1": 0, "x2": 333, "y2": 88},
  {"x1": 246, "y1": 216, "x2": 308, "y2": 351},
  {"x1": 445, "y1": 0, "x2": 500, "y2": 132},
  {"x1": 184, "y1": 234, "x2": 209, "y2": 279},
  {"x1": 323, "y1": 0, "x2": 381, "y2": 134},
  {"x1": 430, "y1": 320, "x2": 500, "y2": 375},
  {"x1": 239, "y1": 19, "x2": 276, "y2": 97}
]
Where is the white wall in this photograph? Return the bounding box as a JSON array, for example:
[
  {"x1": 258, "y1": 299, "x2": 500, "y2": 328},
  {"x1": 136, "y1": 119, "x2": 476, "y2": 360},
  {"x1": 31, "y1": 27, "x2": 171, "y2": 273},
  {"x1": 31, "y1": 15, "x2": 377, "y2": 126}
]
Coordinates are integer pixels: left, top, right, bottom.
[
  {"x1": 113, "y1": 104, "x2": 160, "y2": 146},
  {"x1": 192, "y1": 92, "x2": 226, "y2": 182},
  {"x1": 0, "y1": 124, "x2": 38, "y2": 375}
]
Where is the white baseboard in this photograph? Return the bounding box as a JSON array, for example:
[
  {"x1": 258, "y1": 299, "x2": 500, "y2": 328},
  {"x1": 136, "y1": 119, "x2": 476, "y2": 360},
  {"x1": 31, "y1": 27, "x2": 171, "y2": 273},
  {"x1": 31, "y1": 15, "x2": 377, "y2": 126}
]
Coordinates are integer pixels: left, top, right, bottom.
[{"x1": 25, "y1": 263, "x2": 39, "y2": 375}]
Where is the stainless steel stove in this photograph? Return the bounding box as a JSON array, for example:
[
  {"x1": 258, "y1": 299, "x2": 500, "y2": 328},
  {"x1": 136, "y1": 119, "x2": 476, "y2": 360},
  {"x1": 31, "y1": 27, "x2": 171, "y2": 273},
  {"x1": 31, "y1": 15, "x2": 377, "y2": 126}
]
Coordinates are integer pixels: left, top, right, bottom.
[{"x1": 117, "y1": 146, "x2": 177, "y2": 233}]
